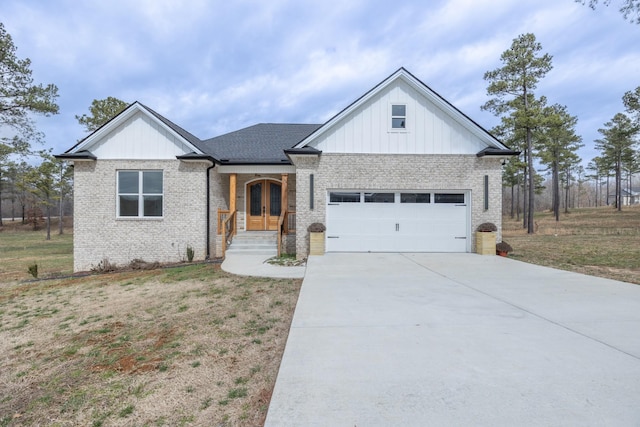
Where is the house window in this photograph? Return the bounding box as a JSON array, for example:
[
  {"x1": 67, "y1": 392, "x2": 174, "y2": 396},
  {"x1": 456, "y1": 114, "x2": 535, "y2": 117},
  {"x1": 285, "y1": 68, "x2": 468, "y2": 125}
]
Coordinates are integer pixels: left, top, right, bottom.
[
  {"x1": 117, "y1": 170, "x2": 163, "y2": 217},
  {"x1": 391, "y1": 104, "x2": 406, "y2": 129}
]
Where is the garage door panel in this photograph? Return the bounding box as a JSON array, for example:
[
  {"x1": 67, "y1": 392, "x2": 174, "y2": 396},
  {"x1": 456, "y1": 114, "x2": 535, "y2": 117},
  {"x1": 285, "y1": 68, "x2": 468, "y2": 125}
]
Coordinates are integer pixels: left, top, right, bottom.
[
  {"x1": 397, "y1": 218, "x2": 466, "y2": 252},
  {"x1": 326, "y1": 191, "x2": 469, "y2": 253}
]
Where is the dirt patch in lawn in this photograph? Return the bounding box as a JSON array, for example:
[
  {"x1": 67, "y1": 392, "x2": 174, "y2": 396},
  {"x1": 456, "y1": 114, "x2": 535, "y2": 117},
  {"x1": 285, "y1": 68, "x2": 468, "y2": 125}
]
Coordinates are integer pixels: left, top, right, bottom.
[{"x1": 0, "y1": 264, "x2": 301, "y2": 426}]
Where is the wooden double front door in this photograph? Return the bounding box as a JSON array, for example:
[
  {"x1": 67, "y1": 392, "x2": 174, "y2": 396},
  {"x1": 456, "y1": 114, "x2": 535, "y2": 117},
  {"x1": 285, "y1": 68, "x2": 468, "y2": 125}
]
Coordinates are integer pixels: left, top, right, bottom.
[{"x1": 246, "y1": 180, "x2": 282, "y2": 231}]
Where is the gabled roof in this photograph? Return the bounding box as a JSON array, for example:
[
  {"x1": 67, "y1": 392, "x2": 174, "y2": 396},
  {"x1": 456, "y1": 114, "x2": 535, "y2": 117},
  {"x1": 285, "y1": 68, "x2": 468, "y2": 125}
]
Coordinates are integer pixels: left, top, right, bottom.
[
  {"x1": 63, "y1": 102, "x2": 207, "y2": 156},
  {"x1": 201, "y1": 123, "x2": 321, "y2": 164},
  {"x1": 59, "y1": 67, "x2": 512, "y2": 164},
  {"x1": 140, "y1": 103, "x2": 206, "y2": 151},
  {"x1": 294, "y1": 67, "x2": 511, "y2": 153}
]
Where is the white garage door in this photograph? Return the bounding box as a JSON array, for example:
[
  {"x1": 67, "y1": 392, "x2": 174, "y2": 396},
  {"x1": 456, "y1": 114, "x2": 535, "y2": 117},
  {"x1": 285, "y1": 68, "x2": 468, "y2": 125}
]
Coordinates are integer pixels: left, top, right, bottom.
[{"x1": 326, "y1": 191, "x2": 469, "y2": 252}]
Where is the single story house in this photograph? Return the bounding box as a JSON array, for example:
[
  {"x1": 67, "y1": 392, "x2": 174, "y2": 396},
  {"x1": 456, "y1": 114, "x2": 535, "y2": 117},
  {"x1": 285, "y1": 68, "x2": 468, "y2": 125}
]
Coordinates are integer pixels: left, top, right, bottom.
[
  {"x1": 607, "y1": 187, "x2": 640, "y2": 206},
  {"x1": 57, "y1": 67, "x2": 517, "y2": 272}
]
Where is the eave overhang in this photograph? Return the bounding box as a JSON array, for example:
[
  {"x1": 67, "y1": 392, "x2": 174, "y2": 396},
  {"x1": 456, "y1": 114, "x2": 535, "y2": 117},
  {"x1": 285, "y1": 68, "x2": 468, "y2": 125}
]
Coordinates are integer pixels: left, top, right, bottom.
[
  {"x1": 284, "y1": 147, "x2": 322, "y2": 155},
  {"x1": 176, "y1": 152, "x2": 216, "y2": 165},
  {"x1": 54, "y1": 150, "x2": 97, "y2": 161},
  {"x1": 476, "y1": 147, "x2": 520, "y2": 158},
  {"x1": 284, "y1": 147, "x2": 322, "y2": 162}
]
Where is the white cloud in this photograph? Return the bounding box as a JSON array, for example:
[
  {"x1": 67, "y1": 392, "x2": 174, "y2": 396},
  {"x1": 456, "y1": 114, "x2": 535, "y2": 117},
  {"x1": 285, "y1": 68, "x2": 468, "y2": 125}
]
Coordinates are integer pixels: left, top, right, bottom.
[{"x1": 1, "y1": 0, "x2": 638, "y2": 165}]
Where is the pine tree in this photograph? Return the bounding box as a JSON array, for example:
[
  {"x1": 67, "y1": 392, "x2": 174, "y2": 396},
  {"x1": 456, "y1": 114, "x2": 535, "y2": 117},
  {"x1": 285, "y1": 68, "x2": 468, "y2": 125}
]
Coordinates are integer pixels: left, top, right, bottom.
[
  {"x1": 483, "y1": 33, "x2": 553, "y2": 233},
  {"x1": 0, "y1": 22, "x2": 59, "y2": 225},
  {"x1": 537, "y1": 104, "x2": 583, "y2": 221},
  {"x1": 577, "y1": 0, "x2": 640, "y2": 24},
  {"x1": 595, "y1": 113, "x2": 639, "y2": 210},
  {"x1": 76, "y1": 97, "x2": 128, "y2": 133}
]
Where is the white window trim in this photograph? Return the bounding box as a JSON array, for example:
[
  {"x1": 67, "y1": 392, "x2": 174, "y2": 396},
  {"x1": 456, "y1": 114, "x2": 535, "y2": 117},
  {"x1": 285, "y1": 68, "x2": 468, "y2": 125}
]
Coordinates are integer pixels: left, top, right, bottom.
[
  {"x1": 116, "y1": 170, "x2": 164, "y2": 219},
  {"x1": 389, "y1": 103, "x2": 408, "y2": 133}
]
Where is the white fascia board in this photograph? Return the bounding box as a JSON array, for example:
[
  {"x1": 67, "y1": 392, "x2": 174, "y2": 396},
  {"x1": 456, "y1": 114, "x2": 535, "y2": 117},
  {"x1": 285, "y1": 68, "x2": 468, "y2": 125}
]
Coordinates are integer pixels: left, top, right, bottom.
[{"x1": 70, "y1": 103, "x2": 205, "y2": 155}]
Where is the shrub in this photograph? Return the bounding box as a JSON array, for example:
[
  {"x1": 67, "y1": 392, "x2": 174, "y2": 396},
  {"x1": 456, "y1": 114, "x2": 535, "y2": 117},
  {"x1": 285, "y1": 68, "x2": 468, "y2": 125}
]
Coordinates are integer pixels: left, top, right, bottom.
[
  {"x1": 27, "y1": 263, "x2": 38, "y2": 278},
  {"x1": 129, "y1": 259, "x2": 159, "y2": 270},
  {"x1": 476, "y1": 222, "x2": 497, "y2": 232},
  {"x1": 91, "y1": 258, "x2": 117, "y2": 273},
  {"x1": 496, "y1": 241, "x2": 513, "y2": 253},
  {"x1": 186, "y1": 245, "x2": 195, "y2": 262},
  {"x1": 307, "y1": 223, "x2": 326, "y2": 232},
  {"x1": 25, "y1": 207, "x2": 44, "y2": 230}
]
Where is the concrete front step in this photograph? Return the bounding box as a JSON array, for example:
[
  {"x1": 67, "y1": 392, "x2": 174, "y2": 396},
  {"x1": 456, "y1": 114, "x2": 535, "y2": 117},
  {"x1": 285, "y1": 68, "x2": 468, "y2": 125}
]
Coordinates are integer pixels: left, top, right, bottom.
[
  {"x1": 225, "y1": 249, "x2": 278, "y2": 256},
  {"x1": 227, "y1": 231, "x2": 278, "y2": 255}
]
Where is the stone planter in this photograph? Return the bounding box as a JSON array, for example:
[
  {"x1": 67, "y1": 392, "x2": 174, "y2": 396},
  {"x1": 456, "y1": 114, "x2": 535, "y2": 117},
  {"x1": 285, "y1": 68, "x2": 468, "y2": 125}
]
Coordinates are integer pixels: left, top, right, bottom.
[
  {"x1": 309, "y1": 231, "x2": 325, "y2": 256},
  {"x1": 476, "y1": 231, "x2": 496, "y2": 255}
]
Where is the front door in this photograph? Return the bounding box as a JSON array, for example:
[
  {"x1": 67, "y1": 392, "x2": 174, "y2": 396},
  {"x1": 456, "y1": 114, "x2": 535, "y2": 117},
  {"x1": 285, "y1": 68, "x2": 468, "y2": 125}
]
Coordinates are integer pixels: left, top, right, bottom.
[{"x1": 246, "y1": 180, "x2": 282, "y2": 231}]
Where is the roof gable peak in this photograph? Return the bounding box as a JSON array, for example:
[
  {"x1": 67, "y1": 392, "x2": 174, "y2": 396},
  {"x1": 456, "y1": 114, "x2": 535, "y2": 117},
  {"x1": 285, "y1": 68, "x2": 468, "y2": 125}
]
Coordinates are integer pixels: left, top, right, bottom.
[
  {"x1": 294, "y1": 67, "x2": 508, "y2": 151},
  {"x1": 67, "y1": 102, "x2": 205, "y2": 156}
]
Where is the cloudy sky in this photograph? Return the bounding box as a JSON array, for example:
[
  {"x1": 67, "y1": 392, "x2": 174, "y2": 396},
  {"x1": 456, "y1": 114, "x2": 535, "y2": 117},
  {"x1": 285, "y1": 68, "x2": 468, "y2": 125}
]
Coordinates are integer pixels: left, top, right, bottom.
[{"x1": 1, "y1": 0, "x2": 639, "y2": 167}]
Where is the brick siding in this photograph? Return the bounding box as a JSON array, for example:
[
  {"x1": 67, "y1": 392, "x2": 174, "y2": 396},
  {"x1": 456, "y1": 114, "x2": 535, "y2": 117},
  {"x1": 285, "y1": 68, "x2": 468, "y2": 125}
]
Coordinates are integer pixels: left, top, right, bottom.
[
  {"x1": 73, "y1": 160, "x2": 212, "y2": 271},
  {"x1": 292, "y1": 153, "x2": 503, "y2": 258}
]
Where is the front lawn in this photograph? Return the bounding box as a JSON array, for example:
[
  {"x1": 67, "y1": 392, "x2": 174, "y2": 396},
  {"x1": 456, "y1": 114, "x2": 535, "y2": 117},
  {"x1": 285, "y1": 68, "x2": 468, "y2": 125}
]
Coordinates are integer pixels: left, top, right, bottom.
[{"x1": 0, "y1": 264, "x2": 301, "y2": 426}]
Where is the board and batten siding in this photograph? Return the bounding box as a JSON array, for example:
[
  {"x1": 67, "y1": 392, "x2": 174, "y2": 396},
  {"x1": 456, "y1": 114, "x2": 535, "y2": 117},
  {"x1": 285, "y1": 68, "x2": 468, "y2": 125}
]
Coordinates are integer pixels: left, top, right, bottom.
[
  {"x1": 312, "y1": 79, "x2": 486, "y2": 155},
  {"x1": 89, "y1": 111, "x2": 195, "y2": 159}
]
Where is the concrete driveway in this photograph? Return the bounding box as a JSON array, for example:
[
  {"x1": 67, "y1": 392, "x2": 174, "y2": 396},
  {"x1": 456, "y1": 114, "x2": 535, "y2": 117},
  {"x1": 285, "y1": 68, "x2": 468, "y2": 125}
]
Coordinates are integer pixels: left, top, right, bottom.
[{"x1": 265, "y1": 253, "x2": 640, "y2": 426}]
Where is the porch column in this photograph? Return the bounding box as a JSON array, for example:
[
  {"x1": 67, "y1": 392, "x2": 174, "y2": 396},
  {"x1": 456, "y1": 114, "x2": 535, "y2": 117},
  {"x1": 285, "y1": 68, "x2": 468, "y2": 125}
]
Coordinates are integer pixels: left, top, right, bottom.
[
  {"x1": 281, "y1": 174, "x2": 288, "y2": 232},
  {"x1": 230, "y1": 173, "x2": 237, "y2": 235}
]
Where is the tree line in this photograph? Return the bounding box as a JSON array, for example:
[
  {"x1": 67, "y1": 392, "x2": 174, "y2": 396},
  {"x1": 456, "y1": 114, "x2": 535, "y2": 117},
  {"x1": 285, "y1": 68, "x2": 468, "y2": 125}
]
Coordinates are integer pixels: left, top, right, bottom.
[
  {"x1": 0, "y1": 22, "x2": 127, "y2": 239},
  {"x1": 484, "y1": 31, "x2": 639, "y2": 234},
  {"x1": 2, "y1": 3, "x2": 640, "y2": 237}
]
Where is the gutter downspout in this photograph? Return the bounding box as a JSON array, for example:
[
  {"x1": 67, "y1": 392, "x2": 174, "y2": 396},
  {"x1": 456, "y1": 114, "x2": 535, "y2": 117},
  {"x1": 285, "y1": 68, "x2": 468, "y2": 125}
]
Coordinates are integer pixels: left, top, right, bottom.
[{"x1": 206, "y1": 163, "x2": 215, "y2": 260}]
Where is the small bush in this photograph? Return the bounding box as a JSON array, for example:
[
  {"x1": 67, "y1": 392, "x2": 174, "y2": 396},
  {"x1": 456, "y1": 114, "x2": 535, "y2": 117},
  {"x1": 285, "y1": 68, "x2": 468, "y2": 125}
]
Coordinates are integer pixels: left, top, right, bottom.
[
  {"x1": 91, "y1": 258, "x2": 117, "y2": 273},
  {"x1": 186, "y1": 245, "x2": 195, "y2": 262},
  {"x1": 28, "y1": 263, "x2": 38, "y2": 278},
  {"x1": 307, "y1": 222, "x2": 326, "y2": 232},
  {"x1": 129, "y1": 259, "x2": 159, "y2": 270},
  {"x1": 476, "y1": 222, "x2": 497, "y2": 232},
  {"x1": 496, "y1": 241, "x2": 513, "y2": 253}
]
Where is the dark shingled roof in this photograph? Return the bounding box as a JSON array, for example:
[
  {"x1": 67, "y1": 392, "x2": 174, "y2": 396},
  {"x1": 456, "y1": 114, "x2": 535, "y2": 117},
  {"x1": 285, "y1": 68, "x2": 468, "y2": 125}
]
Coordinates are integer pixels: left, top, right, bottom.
[
  {"x1": 201, "y1": 123, "x2": 322, "y2": 164},
  {"x1": 59, "y1": 102, "x2": 319, "y2": 164}
]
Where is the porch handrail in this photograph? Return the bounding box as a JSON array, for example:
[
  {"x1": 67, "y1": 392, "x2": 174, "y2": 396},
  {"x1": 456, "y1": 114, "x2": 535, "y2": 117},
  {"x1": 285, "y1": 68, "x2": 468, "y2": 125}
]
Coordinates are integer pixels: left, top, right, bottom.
[
  {"x1": 221, "y1": 209, "x2": 236, "y2": 257},
  {"x1": 287, "y1": 211, "x2": 296, "y2": 233},
  {"x1": 217, "y1": 209, "x2": 230, "y2": 234},
  {"x1": 277, "y1": 211, "x2": 286, "y2": 257},
  {"x1": 277, "y1": 210, "x2": 296, "y2": 257}
]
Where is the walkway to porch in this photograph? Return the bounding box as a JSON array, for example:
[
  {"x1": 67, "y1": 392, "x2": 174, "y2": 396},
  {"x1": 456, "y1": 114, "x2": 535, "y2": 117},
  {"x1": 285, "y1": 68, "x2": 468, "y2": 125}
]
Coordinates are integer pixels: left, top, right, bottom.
[{"x1": 221, "y1": 252, "x2": 306, "y2": 279}]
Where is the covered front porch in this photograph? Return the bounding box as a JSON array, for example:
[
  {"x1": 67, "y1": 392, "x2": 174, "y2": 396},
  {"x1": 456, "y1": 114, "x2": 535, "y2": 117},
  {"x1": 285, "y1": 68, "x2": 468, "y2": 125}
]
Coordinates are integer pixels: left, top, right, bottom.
[{"x1": 215, "y1": 167, "x2": 297, "y2": 258}]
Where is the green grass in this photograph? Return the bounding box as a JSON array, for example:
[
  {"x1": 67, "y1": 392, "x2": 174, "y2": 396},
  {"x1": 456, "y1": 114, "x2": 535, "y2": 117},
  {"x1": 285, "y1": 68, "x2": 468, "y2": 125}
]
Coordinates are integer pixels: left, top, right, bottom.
[
  {"x1": 0, "y1": 220, "x2": 73, "y2": 282},
  {"x1": 0, "y1": 259, "x2": 300, "y2": 423},
  {"x1": 503, "y1": 205, "x2": 640, "y2": 284}
]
